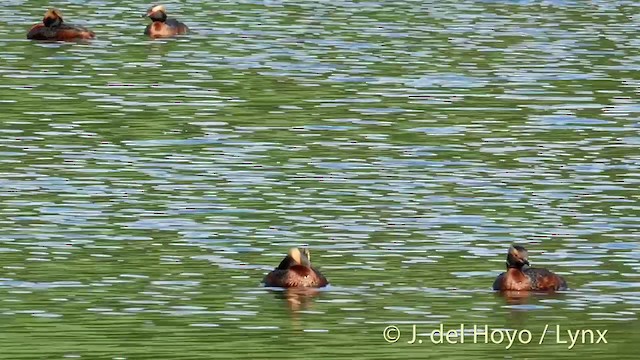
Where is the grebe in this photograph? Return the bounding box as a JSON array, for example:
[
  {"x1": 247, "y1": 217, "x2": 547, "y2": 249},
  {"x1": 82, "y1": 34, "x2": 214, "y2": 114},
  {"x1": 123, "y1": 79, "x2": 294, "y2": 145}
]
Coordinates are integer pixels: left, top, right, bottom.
[
  {"x1": 263, "y1": 248, "x2": 328, "y2": 288},
  {"x1": 143, "y1": 4, "x2": 189, "y2": 38},
  {"x1": 27, "y1": 9, "x2": 95, "y2": 41},
  {"x1": 493, "y1": 245, "x2": 567, "y2": 291}
]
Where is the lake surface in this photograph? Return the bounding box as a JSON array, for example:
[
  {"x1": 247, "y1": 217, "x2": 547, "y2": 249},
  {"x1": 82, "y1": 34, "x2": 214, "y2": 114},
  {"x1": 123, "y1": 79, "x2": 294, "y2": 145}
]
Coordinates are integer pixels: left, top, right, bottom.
[{"x1": 0, "y1": 0, "x2": 639, "y2": 359}]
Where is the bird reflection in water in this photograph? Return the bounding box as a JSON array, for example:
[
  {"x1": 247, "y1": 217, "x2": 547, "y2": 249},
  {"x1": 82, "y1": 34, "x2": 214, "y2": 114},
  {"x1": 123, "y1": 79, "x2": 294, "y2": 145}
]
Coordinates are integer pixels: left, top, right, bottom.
[
  {"x1": 280, "y1": 287, "x2": 323, "y2": 313},
  {"x1": 495, "y1": 289, "x2": 567, "y2": 305}
]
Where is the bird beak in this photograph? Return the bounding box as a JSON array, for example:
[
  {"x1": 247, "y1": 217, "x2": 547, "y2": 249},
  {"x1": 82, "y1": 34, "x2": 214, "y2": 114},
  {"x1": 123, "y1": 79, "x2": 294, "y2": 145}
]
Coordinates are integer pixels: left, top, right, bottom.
[{"x1": 142, "y1": 10, "x2": 151, "y2": 18}]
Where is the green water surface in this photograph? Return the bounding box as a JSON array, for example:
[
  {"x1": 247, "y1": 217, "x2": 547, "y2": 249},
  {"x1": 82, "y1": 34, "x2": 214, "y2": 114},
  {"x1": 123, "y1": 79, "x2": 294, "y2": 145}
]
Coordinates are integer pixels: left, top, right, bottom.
[{"x1": 0, "y1": 0, "x2": 638, "y2": 359}]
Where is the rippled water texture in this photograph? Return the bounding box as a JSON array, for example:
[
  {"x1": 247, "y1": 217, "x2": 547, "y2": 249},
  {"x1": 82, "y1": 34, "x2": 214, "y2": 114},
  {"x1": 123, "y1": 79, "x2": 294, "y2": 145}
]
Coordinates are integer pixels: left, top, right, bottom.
[{"x1": 0, "y1": 0, "x2": 639, "y2": 359}]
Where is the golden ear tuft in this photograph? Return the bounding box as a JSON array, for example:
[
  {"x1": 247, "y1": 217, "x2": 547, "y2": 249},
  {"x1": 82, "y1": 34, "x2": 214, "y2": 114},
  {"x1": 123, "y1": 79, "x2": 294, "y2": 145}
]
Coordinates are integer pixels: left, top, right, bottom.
[
  {"x1": 288, "y1": 248, "x2": 302, "y2": 264},
  {"x1": 150, "y1": 4, "x2": 166, "y2": 13},
  {"x1": 45, "y1": 8, "x2": 63, "y2": 18},
  {"x1": 300, "y1": 248, "x2": 310, "y2": 261}
]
